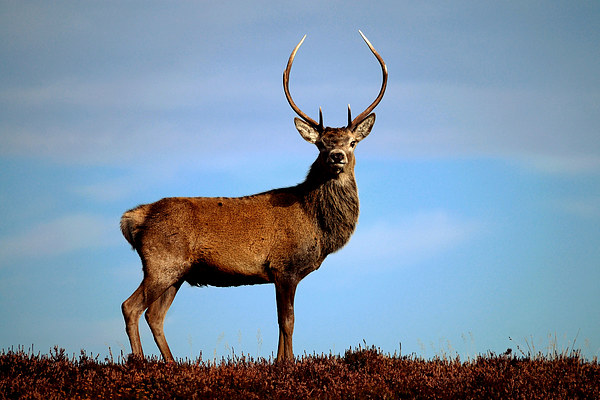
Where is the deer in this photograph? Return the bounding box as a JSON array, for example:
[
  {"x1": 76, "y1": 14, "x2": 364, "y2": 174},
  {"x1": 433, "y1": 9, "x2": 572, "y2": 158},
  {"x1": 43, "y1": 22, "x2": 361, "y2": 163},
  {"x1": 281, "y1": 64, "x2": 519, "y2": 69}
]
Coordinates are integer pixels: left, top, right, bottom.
[{"x1": 120, "y1": 31, "x2": 387, "y2": 362}]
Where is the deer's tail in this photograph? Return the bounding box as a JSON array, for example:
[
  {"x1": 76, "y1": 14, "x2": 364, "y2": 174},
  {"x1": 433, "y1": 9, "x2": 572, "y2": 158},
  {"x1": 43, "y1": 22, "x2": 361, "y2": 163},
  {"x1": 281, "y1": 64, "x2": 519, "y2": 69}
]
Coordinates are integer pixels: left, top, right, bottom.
[{"x1": 120, "y1": 205, "x2": 148, "y2": 250}]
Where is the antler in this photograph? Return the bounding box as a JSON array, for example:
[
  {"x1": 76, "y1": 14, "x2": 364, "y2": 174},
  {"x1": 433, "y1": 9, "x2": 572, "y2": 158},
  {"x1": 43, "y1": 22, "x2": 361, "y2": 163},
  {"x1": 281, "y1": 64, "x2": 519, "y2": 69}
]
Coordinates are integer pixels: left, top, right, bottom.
[
  {"x1": 348, "y1": 30, "x2": 388, "y2": 129},
  {"x1": 283, "y1": 35, "x2": 323, "y2": 131},
  {"x1": 283, "y1": 31, "x2": 387, "y2": 131}
]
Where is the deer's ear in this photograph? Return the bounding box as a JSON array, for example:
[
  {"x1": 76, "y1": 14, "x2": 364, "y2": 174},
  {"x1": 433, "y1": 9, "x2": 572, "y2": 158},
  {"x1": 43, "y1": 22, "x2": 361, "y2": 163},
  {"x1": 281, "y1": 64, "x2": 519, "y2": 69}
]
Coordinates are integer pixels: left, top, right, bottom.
[
  {"x1": 354, "y1": 113, "x2": 376, "y2": 141},
  {"x1": 294, "y1": 118, "x2": 320, "y2": 144}
]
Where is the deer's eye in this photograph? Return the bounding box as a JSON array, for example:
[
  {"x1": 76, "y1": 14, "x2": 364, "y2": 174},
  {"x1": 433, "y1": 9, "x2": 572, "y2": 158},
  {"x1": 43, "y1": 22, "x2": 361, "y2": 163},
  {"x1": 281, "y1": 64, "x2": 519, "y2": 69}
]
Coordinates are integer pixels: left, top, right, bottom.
[{"x1": 350, "y1": 141, "x2": 357, "y2": 148}]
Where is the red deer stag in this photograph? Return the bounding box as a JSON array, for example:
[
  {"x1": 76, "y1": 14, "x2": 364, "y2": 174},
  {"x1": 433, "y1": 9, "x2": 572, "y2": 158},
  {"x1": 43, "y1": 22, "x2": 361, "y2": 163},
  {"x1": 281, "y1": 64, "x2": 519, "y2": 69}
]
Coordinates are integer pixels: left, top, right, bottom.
[{"x1": 121, "y1": 31, "x2": 387, "y2": 362}]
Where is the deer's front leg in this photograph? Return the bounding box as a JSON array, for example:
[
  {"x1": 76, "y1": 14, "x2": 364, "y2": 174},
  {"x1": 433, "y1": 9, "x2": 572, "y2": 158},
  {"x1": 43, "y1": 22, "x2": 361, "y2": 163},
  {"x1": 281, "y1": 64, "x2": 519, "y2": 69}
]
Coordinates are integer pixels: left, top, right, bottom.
[{"x1": 275, "y1": 279, "x2": 298, "y2": 361}]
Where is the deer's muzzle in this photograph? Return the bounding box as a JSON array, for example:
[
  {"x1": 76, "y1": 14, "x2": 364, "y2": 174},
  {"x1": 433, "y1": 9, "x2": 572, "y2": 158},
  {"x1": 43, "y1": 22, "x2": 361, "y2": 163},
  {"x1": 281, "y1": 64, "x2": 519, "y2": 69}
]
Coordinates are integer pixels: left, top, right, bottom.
[{"x1": 327, "y1": 150, "x2": 347, "y2": 166}]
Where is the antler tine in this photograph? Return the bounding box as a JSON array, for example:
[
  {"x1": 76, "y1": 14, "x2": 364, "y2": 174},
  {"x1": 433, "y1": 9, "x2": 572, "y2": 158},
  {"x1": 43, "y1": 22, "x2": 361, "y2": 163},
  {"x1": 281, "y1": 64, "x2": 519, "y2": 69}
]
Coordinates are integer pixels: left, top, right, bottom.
[
  {"x1": 348, "y1": 30, "x2": 388, "y2": 129},
  {"x1": 318, "y1": 107, "x2": 323, "y2": 130},
  {"x1": 347, "y1": 104, "x2": 352, "y2": 126},
  {"x1": 283, "y1": 35, "x2": 321, "y2": 129}
]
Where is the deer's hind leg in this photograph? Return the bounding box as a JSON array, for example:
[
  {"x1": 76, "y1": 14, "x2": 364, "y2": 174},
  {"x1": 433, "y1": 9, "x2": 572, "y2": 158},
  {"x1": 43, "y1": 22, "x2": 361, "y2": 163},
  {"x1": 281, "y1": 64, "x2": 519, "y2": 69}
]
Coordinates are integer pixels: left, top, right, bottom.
[
  {"x1": 122, "y1": 274, "x2": 180, "y2": 360},
  {"x1": 145, "y1": 280, "x2": 183, "y2": 362}
]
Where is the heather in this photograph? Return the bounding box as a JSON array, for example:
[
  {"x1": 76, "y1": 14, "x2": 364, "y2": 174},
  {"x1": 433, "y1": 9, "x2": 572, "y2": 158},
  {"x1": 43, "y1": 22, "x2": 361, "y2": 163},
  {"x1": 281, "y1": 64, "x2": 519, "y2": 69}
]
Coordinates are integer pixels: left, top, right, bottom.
[{"x1": 1, "y1": 344, "x2": 598, "y2": 399}]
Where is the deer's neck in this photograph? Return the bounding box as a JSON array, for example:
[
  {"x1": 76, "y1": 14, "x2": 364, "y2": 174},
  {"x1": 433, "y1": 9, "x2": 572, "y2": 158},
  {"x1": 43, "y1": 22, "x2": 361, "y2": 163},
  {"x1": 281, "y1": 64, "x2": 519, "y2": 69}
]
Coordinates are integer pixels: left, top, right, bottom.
[{"x1": 301, "y1": 162, "x2": 360, "y2": 254}]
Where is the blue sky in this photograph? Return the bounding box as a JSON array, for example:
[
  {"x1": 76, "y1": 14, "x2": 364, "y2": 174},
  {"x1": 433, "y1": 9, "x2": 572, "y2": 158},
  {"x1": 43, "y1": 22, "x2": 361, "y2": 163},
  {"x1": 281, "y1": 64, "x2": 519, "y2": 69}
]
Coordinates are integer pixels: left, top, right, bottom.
[{"x1": 1, "y1": 1, "x2": 599, "y2": 361}]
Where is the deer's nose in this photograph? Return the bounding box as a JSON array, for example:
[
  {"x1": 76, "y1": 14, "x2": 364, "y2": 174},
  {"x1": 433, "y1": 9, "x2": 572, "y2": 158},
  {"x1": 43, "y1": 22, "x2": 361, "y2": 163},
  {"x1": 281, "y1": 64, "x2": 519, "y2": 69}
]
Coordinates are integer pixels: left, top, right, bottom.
[{"x1": 328, "y1": 150, "x2": 347, "y2": 164}]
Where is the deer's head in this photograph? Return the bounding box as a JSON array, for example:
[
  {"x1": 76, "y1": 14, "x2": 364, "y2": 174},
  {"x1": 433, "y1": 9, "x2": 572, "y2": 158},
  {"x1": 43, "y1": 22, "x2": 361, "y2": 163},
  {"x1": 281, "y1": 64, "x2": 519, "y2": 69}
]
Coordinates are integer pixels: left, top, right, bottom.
[{"x1": 283, "y1": 31, "x2": 387, "y2": 176}]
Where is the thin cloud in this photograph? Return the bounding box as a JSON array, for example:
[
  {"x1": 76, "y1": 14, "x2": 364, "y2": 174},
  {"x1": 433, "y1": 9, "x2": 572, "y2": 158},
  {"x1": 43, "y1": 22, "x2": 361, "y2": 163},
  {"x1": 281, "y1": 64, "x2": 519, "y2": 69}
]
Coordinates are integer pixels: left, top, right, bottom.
[
  {"x1": 341, "y1": 210, "x2": 481, "y2": 268},
  {"x1": 1, "y1": 1, "x2": 598, "y2": 176},
  {"x1": 553, "y1": 196, "x2": 600, "y2": 219},
  {"x1": 0, "y1": 71, "x2": 280, "y2": 111},
  {"x1": 72, "y1": 175, "x2": 148, "y2": 203},
  {"x1": 523, "y1": 155, "x2": 600, "y2": 175},
  {"x1": 0, "y1": 72, "x2": 288, "y2": 167},
  {"x1": 0, "y1": 214, "x2": 118, "y2": 263},
  {"x1": 368, "y1": 81, "x2": 600, "y2": 174}
]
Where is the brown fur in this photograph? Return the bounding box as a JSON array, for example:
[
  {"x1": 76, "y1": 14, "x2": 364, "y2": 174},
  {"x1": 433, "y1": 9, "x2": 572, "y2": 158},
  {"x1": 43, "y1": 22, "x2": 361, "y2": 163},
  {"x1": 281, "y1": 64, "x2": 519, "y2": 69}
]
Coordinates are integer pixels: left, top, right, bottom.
[{"x1": 121, "y1": 33, "x2": 386, "y2": 362}]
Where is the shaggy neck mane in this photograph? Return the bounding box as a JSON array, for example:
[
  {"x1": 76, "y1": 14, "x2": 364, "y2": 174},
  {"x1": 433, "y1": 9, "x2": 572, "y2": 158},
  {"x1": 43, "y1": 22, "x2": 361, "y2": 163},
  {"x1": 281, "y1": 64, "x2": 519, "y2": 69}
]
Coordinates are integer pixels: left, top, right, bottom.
[{"x1": 299, "y1": 161, "x2": 360, "y2": 254}]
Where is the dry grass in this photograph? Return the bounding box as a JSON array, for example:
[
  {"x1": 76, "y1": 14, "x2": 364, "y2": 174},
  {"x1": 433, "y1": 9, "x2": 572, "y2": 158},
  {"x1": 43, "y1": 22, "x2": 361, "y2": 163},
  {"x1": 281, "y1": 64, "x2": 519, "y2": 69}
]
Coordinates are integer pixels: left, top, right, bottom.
[{"x1": 1, "y1": 344, "x2": 598, "y2": 399}]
